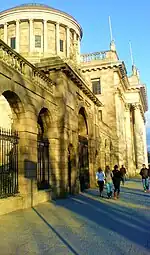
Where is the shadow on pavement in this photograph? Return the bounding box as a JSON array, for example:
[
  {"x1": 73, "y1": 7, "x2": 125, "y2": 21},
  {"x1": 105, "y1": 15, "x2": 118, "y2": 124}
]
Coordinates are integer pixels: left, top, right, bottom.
[
  {"x1": 51, "y1": 185, "x2": 150, "y2": 252},
  {"x1": 33, "y1": 178, "x2": 150, "y2": 253},
  {"x1": 32, "y1": 207, "x2": 79, "y2": 255}
]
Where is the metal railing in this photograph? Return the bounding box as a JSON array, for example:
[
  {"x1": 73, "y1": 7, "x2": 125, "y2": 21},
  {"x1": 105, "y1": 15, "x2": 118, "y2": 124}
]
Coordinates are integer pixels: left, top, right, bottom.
[
  {"x1": 0, "y1": 128, "x2": 19, "y2": 198},
  {"x1": 37, "y1": 137, "x2": 50, "y2": 190}
]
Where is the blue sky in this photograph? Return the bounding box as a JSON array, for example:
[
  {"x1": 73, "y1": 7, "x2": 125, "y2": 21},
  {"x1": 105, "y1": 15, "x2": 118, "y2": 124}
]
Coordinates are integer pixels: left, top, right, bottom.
[{"x1": 1, "y1": 0, "x2": 150, "y2": 142}]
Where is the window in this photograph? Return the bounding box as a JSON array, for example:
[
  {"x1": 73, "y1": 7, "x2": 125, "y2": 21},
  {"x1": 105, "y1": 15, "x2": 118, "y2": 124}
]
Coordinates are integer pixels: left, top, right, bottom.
[
  {"x1": 91, "y1": 78, "x2": 101, "y2": 94},
  {"x1": 60, "y1": 39, "x2": 64, "y2": 52},
  {"x1": 35, "y1": 35, "x2": 41, "y2": 48},
  {"x1": 10, "y1": 37, "x2": 16, "y2": 49},
  {"x1": 98, "y1": 110, "x2": 102, "y2": 121}
]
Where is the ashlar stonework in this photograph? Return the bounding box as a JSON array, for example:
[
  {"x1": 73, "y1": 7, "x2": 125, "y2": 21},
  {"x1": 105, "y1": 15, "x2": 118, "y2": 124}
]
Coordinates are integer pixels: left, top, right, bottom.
[{"x1": 0, "y1": 4, "x2": 148, "y2": 215}]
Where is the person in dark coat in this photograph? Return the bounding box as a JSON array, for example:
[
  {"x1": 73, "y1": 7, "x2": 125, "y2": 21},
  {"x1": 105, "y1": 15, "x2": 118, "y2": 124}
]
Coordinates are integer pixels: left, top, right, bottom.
[
  {"x1": 148, "y1": 164, "x2": 150, "y2": 192},
  {"x1": 120, "y1": 165, "x2": 126, "y2": 185},
  {"x1": 140, "y1": 164, "x2": 149, "y2": 192},
  {"x1": 112, "y1": 165, "x2": 122, "y2": 199}
]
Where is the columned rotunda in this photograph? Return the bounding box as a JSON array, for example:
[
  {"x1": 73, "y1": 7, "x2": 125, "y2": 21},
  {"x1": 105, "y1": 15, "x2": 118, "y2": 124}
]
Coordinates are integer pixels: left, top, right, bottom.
[
  {"x1": 0, "y1": 3, "x2": 82, "y2": 62},
  {"x1": 0, "y1": 3, "x2": 148, "y2": 215}
]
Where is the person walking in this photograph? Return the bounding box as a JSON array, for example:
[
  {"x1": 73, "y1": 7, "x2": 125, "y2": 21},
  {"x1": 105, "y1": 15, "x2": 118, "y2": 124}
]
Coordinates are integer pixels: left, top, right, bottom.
[
  {"x1": 148, "y1": 164, "x2": 150, "y2": 192},
  {"x1": 112, "y1": 165, "x2": 122, "y2": 200},
  {"x1": 96, "y1": 167, "x2": 105, "y2": 197},
  {"x1": 139, "y1": 164, "x2": 149, "y2": 192},
  {"x1": 120, "y1": 165, "x2": 126, "y2": 185},
  {"x1": 105, "y1": 165, "x2": 113, "y2": 198}
]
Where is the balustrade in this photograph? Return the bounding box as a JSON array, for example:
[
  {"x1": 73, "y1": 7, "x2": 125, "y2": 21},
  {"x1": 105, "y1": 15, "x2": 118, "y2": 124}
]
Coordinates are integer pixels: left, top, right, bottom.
[
  {"x1": 0, "y1": 39, "x2": 53, "y2": 92},
  {"x1": 80, "y1": 51, "x2": 107, "y2": 63}
]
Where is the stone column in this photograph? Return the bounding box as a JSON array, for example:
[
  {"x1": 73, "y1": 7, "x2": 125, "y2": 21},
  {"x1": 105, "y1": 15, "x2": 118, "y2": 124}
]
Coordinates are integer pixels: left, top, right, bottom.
[
  {"x1": 43, "y1": 20, "x2": 47, "y2": 54},
  {"x1": 133, "y1": 103, "x2": 145, "y2": 169},
  {"x1": 142, "y1": 117, "x2": 148, "y2": 165},
  {"x1": 73, "y1": 31, "x2": 77, "y2": 61},
  {"x1": 16, "y1": 20, "x2": 20, "y2": 52},
  {"x1": 77, "y1": 35, "x2": 81, "y2": 63},
  {"x1": 4, "y1": 23, "x2": 7, "y2": 44},
  {"x1": 29, "y1": 19, "x2": 33, "y2": 53},
  {"x1": 66, "y1": 26, "x2": 70, "y2": 58},
  {"x1": 124, "y1": 103, "x2": 134, "y2": 175},
  {"x1": 56, "y1": 22, "x2": 60, "y2": 55},
  {"x1": 15, "y1": 111, "x2": 38, "y2": 208}
]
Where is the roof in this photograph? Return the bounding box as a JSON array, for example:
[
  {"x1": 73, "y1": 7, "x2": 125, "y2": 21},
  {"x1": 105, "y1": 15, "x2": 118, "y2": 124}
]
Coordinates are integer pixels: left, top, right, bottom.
[{"x1": 0, "y1": 3, "x2": 83, "y2": 38}]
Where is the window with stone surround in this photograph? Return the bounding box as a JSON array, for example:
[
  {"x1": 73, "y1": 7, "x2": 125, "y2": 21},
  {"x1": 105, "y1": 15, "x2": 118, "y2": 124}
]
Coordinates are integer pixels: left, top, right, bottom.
[
  {"x1": 60, "y1": 39, "x2": 64, "y2": 52},
  {"x1": 91, "y1": 78, "x2": 101, "y2": 94},
  {"x1": 10, "y1": 37, "x2": 16, "y2": 49},
  {"x1": 98, "y1": 110, "x2": 102, "y2": 121},
  {"x1": 35, "y1": 35, "x2": 41, "y2": 48}
]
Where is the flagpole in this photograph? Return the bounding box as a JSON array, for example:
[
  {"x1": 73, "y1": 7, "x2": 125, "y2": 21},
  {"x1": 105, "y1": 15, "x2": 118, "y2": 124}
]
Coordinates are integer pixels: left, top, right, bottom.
[
  {"x1": 129, "y1": 41, "x2": 134, "y2": 66},
  {"x1": 109, "y1": 16, "x2": 113, "y2": 42}
]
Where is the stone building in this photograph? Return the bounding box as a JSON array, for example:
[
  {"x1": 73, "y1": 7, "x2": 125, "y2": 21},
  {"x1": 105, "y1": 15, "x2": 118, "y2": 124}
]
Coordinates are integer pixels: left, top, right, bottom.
[{"x1": 0, "y1": 3, "x2": 148, "y2": 215}]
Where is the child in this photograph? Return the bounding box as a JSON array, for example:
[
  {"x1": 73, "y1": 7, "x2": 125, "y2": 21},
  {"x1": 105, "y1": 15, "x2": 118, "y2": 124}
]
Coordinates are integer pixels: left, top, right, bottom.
[{"x1": 105, "y1": 165, "x2": 113, "y2": 198}]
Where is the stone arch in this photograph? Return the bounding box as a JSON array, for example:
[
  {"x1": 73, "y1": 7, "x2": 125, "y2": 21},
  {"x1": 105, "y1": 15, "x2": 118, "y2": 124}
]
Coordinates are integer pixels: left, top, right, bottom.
[
  {"x1": 0, "y1": 90, "x2": 24, "y2": 130},
  {"x1": 78, "y1": 107, "x2": 88, "y2": 137},
  {"x1": 0, "y1": 90, "x2": 24, "y2": 198},
  {"x1": 78, "y1": 107, "x2": 89, "y2": 191},
  {"x1": 37, "y1": 107, "x2": 51, "y2": 190},
  {"x1": 37, "y1": 107, "x2": 52, "y2": 138}
]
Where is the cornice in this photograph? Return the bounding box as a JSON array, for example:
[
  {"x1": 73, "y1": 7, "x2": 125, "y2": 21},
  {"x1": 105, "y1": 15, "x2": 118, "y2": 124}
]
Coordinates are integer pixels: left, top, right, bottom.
[{"x1": 37, "y1": 57, "x2": 103, "y2": 107}]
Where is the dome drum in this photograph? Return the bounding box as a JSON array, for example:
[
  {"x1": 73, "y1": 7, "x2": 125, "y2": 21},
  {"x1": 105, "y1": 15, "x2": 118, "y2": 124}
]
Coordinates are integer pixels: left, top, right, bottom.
[{"x1": 0, "y1": 4, "x2": 82, "y2": 63}]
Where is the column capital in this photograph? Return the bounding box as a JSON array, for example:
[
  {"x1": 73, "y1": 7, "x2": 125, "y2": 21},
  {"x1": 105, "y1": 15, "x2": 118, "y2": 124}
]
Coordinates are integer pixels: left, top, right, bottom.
[
  {"x1": 132, "y1": 103, "x2": 140, "y2": 110},
  {"x1": 16, "y1": 19, "x2": 20, "y2": 23},
  {"x1": 124, "y1": 103, "x2": 131, "y2": 112}
]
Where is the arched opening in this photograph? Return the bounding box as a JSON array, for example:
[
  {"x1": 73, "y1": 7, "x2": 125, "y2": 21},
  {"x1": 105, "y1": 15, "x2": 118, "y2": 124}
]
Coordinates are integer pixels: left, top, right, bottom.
[
  {"x1": 78, "y1": 107, "x2": 89, "y2": 192},
  {"x1": 37, "y1": 107, "x2": 50, "y2": 190},
  {"x1": 0, "y1": 91, "x2": 23, "y2": 198},
  {"x1": 68, "y1": 144, "x2": 76, "y2": 194}
]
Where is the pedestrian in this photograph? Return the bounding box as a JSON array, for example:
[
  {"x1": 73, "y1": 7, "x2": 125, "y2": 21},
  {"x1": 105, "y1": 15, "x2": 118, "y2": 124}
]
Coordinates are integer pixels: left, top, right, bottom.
[
  {"x1": 112, "y1": 165, "x2": 122, "y2": 199},
  {"x1": 105, "y1": 165, "x2": 113, "y2": 198},
  {"x1": 120, "y1": 165, "x2": 126, "y2": 185},
  {"x1": 96, "y1": 167, "x2": 105, "y2": 197},
  {"x1": 148, "y1": 164, "x2": 150, "y2": 192},
  {"x1": 139, "y1": 164, "x2": 149, "y2": 192}
]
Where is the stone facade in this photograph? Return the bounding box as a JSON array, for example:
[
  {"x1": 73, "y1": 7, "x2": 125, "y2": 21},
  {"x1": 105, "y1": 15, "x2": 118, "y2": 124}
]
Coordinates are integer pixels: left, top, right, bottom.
[{"x1": 0, "y1": 4, "x2": 148, "y2": 215}]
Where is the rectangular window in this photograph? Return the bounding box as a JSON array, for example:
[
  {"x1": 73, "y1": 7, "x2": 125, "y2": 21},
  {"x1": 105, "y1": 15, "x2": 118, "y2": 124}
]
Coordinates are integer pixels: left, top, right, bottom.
[
  {"x1": 10, "y1": 37, "x2": 16, "y2": 49},
  {"x1": 60, "y1": 39, "x2": 64, "y2": 52},
  {"x1": 99, "y1": 110, "x2": 102, "y2": 121},
  {"x1": 35, "y1": 35, "x2": 41, "y2": 48},
  {"x1": 91, "y1": 78, "x2": 101, "y2": 94}
]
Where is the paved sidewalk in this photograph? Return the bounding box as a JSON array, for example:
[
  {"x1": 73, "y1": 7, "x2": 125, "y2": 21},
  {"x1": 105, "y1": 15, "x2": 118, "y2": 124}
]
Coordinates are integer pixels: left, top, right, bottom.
[{"x1": 0, "y1": 179, "x2": 150, "y2": 255}]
